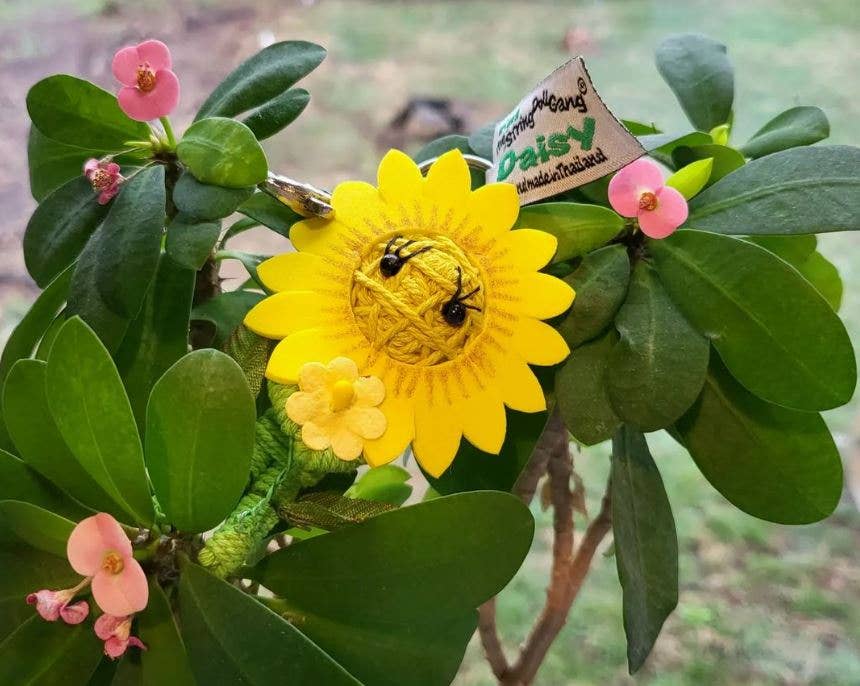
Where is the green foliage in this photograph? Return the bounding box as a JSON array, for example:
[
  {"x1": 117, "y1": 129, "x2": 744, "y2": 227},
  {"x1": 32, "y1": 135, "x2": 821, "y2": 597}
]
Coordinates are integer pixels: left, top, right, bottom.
[
  {"x1": 741, "y1": 106, "x2": 830, "y2": 159},
  {"x1": 238, "y1": 192, "x2": 304, "y2": 237},
  {"x1": 665, "y1": 157, "x2": 713, "y2": 199},
  {"x1": 0, "y1": 501, "x2": 75, "y2": 557},
  {"x1": 344, "y1": 465, "x2": 412, "y2": 505},
  {"x1": 27, "y1": 127, "x2": 103, "y2": 202},
  {"x1": 177, "y1": 118, "x2": 268, "y2": 188},
  {"x1": 0, "y1": 449, "x2": 87, "y2": 521},
  {"x1": 166, "y1": 219, "x2": 221, "y2": 270},
  {"x1": 172, "y1": 172, "x2": 255, "y2": 221},
  {"x1": 191, "y1": 290, "x2": 266, "y2": 347},
  {"x1": 671, "y1": 143, "x2": 744, "y2": 185},
  {"x1": 146, "y1": 350, "x2": 256, "y2": 532},
  {"x1": 515, "y1": 202, "x2": 624, "y2": 262},
  {"x1": 244, "y1": 88, "x2": 311, "y2": 140}
]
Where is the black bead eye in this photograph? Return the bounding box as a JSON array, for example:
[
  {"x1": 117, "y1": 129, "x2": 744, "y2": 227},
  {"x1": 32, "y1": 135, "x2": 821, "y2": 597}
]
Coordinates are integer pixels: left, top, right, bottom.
[
  {"x1": 380, "y1": 236, "x2": 431, "y2": 277},
  {"x1": 380, "y1": 253, "x2": 402, "y2": 277},
  {"x1": 441, "y1": 267, "x2": 481, "y2": 328}
]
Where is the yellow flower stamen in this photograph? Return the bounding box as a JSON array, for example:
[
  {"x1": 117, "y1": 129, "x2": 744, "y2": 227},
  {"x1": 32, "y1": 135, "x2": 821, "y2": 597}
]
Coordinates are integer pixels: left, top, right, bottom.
[
  {"x1": 639, "y1": 191, "x2": 658, "y2": 211},
  {"x1": 101, "y1": 551, "x2": 124, "y2": 575},
  {"x1": 330, "y1": 379, "x2": 355, "y2": 412},
  {"x1": 136, "y1": 66, "x2": 157, "y2": 92}
]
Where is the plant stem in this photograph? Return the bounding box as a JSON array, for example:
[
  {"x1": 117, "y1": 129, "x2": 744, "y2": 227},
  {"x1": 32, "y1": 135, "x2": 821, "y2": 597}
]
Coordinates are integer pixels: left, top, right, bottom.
[{"x1": 160, "y1": 116, "x2": 177, "y2": 149}]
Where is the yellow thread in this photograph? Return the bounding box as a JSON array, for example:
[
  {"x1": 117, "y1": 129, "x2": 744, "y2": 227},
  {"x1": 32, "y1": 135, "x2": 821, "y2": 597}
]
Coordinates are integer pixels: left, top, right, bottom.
[{"x1": 350, "y1": 234, "x2": 484, "y2": 366}]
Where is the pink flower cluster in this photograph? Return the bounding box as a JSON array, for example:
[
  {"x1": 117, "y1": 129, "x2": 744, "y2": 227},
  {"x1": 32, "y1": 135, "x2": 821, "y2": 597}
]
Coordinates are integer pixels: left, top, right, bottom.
[
  {"x1": 83, "y1": 158, "x2": 124, "y2": 204},
  {"x1": 608, "y1": 157, "x2": 688, "y2": 239},
  {"x1": 26, "y1": 513, "x2": 148, "y2": 659}
]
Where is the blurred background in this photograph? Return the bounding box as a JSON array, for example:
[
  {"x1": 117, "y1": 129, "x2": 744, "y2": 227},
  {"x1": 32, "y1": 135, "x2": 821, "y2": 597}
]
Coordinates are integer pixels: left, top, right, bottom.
[{"x1": 1, "y1": 1, "x2": 858, "y2": 684}]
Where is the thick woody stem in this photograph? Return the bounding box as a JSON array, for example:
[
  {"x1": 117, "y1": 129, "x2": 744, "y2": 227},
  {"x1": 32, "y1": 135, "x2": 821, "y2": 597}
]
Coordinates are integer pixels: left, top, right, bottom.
[{"x1": 478, "y1": 599, "x2": 509, "y2": 680}]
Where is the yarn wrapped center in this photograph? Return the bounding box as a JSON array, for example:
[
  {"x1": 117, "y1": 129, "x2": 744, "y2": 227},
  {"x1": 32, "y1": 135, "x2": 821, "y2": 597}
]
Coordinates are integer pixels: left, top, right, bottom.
[{"x1": 350, "y1": 234, "x2": 485, "y2": 366}]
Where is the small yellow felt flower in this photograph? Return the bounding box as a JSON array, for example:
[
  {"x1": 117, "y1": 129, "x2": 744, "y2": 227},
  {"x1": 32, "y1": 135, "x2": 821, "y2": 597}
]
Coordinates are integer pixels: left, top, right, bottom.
[
  {"x1": 286, "y1": 356, "x2": 386, "y2": 461},
  {"x1": 245, "y1": 149, "x2": 575, "y2": 476}
]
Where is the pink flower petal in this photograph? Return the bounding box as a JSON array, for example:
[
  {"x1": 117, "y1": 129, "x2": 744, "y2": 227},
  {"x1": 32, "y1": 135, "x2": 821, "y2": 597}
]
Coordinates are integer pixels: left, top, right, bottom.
[
  {"x1": 83, "y1": 158, "x2": 100, "y2": 175},
  {"x1": 104, "y1": 636, "x2": 129, "y2": 659},
  {"x1": 26, "y1": 590, "x2": 61, "y2": 621},
  {"x1": 639, "y1": 185, "x2": 689, "y2": 239},
  {"x1": 112, "y1": 46, "x2": 142, "y2": 86},
  {"x1": 94, "y1": 613, "x2": 126, "y2": 640},
  {"x1": 608, "y1": 157, "x2": 665, "y2": 217},
  {"x1": 91, "y1": 558, "x2": 148, "y2": 616},
  {"x1": 117, "y1": 69, "x2": 180, "y2": 121},
  {"x1": 98, "y1": 185, "x2": 120, "y2": 204},
  {"x1": 136, "y1": 39, "x2": 172, "y2": 71},
  {"x1": 105, "y1": 162, "x2": 121, "y2": 175},
  {"x1": 127, "y1": 636, "x2": 147, "y2": 652},
  {"x1": 59, "y1": 600, "x2": 90, "y2": 625},
  {"x1": 67, "y1": 513, "x2": 132, "y2": 577}
]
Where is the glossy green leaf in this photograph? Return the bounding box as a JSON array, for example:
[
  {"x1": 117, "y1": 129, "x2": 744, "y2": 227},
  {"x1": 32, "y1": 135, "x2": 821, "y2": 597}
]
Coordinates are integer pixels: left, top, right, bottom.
[
  {"x1": 671, "y1": 144, "x2": 744, "y2": 186},
  {"x1": 251, "y1": 492, "x2": 533, "y2": 686},
  {"x1": 27, "y1": 127, "x2": 102, "y2": 202},
  {"x1": 344, "y1": 465, "x2": 412, "y2": 506},
  {"x1": 557, "y1": 244, "x2": 630, "y2": 348},
  {"x1": 238, "y1": 192, "x2": 303, "y2": 237},
  {"x1": 0, "y1": 501, "x2": 75, "y2": 556},
  {"x1": 165, "y1": 219, "x2": 221, "y2": 271},
  {"x1": 666, "y1": 158, "x2": 713, "y2": 199},
  {"x1": 0, "y1": 615, "x2": 102, "y2": 684},
  {"x1": 741, "y1": 106, "x2": 830, "y2": 159},
  {"x1": 92, "y1": 165, "x2": 165, "y2": 318},
  {"x1": 27, "y1": 74, "x2": 149, "y2": 150},
  {"x1": 196, "y1": 41, "x2": 326, "y2": 120},
  {"x1": 515, "y1": 203, "x2": 624, "y2": 262},
  {"x1": 115, "y1": 255, "x2": 195, "y2": 428},
  {"x1": 23, "y1": 176, "x2": 108, "y2": 287},
  {"x1": 173, "y1": 172, "x2": 254, "y2": 221},
  {"x1": 675, "y1": 359, "x2": 843, "y2": 524},
  {"x1": 611, "y1": 427, "x2": 678, "y2": 674},
  {"x1": 46, "y1": 318, "x2": 154, "y2": 524},
  {"x1": 179, "y1": 560, "x2": 360, "y2": 685},
  {"x1": 191, "y1": 290, "x2": 266, "y2": 348},
  {"x1": 650, "y1": 230, "x2": 855, "y2": 410},
  {"x1": 746, "y1": 235, "x2": 842, "y2": 311},
  {"x1": 468, "y1": 121, "x2": 496, "y2": 159},
  {"x1": 641, "y1": 131, "x2": 713, "y2": 169},
  {"x1": 686, "y1": 145, "x2": 860, "y2": 235},
  {"x1": 243, "y1": 88, "x2": 310, "y2": 140},
  {"x1": 0, "y1": 448, "x2": 87, "y2": 521},
  {"x1": 178, "y1": 118, "x2": 267, "y2": 188},
  {"x1": 655, "y1": 34, "x2": 734, "y2": 131},
  {"x1": 146, "y1": 350, "x2": 255, "y2": 532},
  {"x1": 426, "y1": 410, "x2": 547, "y2": 495},
  {"x1": 607, "y1": 262, "x2": 708, "y2": 431},
  {"x1": 3, "y1": 359, "x2": 120, "y2": 517}
]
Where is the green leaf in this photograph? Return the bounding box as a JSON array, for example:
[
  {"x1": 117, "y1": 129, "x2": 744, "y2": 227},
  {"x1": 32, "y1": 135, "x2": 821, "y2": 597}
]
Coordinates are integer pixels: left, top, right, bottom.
[
  {"x1": 3, "y1": 359, "x2": 120, "y2": 517},
  {"x1": 686, "y1": 145, "x2": 860, "y2": 235},
  {"x1": 0, "y1": 448, "x2": 87, "y2": 521},
  {"x1": 243, "y1": 88, "x2": 310, "y2": 140},
  {"x1": 515, "y1": 203, "x2": 624, "y2": 262},
  {"x1": 0, "y1": 615, "x2": 102, "y2": 684},
  {"x1": 556, "y1": 330, "x2": 621, "y2": 445},
  {"x1": 557, "y1": 244, "x2": 630, "y2": 348},
  {"x1": 28, "y1": 126, "x2": 101, "y2": 202},
  {"x1": 191, "y1": 290, "x2": 266, "y2": 348},
  {"x1": 238, "y1": 192, "x2": 303, "y2": 237},
  {"x1": 166, "y1": 219, "x2": 221, "y2": 271},
  {"x1": 178, "y1": 118, "x2": 268, "y2": 188},
  {"x1": 641, "y1": 131, "x2": 713, "y2": 169},
  {"x1": 655, "y1": 34, "x2": 734, "y2": 131},
  {"x1": 46, "y1": 317, "x2": 154, "y2": 524},
  {"x1": 196, "y1": 41, "x2": 326, "y2": 120},
  {"x1": 650, "y1": 230, "x2": 855, "y2": 410},
  {"x1": 172, "y1": 172, "x2": 254, "y2": 221},
  {"x1": 665, "y1": 158, "x2": 713, "y2": 199},
  {"x1": 179, "y1": 560, "x2": 360, "y2": 685},
  {"x1": 741, "y1": 106, "x2": 830, "y2": 159},
  {"x1": 146, "y1": 350, "x2": 255, "y2": 532},
  {"x1": 746, "y1": 235, "x2": 842, "y2": 311},
  {"x1": 251, "y1": 492, "x2": 533, "y2": 686},
  {"x1": 671, "y1": 144, "x2": 744, "y2": 186},
  {"x1": 92, "y1": 165, "x2": 165, "y2": 318},
  {"x1": 0, "y1": 501, "x2": 75, "y2": 556},
  {"x1": 611, "y1": 427, "x2": 678, "y2": 674},
  {"x1": 344, "y1": 465, "x2": 412, "y2": 506},
  {"x1": 675, "y1": 359, "x2": 843, "y2": 524},
  {"x1": 414, "y1": 135, "x2": 484, "y2": 189},
  {"x1": 468, "y1": 122, "x2": 496, "y2": 159},
  {"x1": 426, "y1": 410, "x2": 547, "y2": 495},
  {"x1": 115, "y1": 255, "x2": 195, "y2": 428},
  {"x1": 607, "y1": 262, "x2": 709, "y2": 431},
  {"x1": 23, "y1": 176, "x2": 108, "y2": 287},
  {"x1": 27, "y1": 75, "x2": 149, "y2": 151}
]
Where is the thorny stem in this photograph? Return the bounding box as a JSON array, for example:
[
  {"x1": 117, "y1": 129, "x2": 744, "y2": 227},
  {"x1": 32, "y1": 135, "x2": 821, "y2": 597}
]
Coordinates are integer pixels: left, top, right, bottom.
[{"x1": 477, "y1": 409, "x2": 614, "y2": 686}]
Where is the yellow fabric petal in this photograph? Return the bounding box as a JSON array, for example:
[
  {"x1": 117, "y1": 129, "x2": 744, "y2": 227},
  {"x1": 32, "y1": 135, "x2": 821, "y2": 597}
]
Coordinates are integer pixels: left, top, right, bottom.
[
  {"x1": 364, "y1": 395, "x2": 414, "y2": 467},
  {"x1": 266, "y1": 328, "x2": 353, "y2": 384},
  {"x1": 514, "y1": 273, "x2": 575, "y2": 320},
  {"x1": 327, "y1": 357, "x2": 359, "y2": 383},
  {"x1": 244, "y1": 291, "x2": 330, "y2": 340},
  {"x1": 458, "y1": 388, "x2": 507, "y2": 455},
  {"x1": 289, "y1": 217, "x2": 341, "y2": 255},
  {"x1": 298, "y1": 362, "x2": 327, "y2": 392},
  {"x1": 424, "y1": 149, "x2": 471, "y2": 206},
  {"x1": 329, "y1": 426, "x2": 364, "y2": 461},
  {"x1": 413, "y1": 399, "x2": 463, "y2": 477},
  {"x1": 466, "y1": 182, "x2": 520, "y2": 241},
  {"x1": 286, "y1": 390, "x2": 328, "y2": 425},
  {"x1": 509, "y1": 318, "x2": 570, "y2": 366},
  {"x1": 377, "y1": 149, "x2": 424, "y2": 204},
  {"x1": 353, "y1": 375, "x2": 385, "y2": 407},
  {"x1": 256, "y1": 252, "x2": 322, "y2": 293},
  {"x1": 301, "y1": 421, "x2": 332, "y2": 451},
  {"x1": 346, "y1": 406, "x2": 386, "y2": 440},
  {"x1": 331, "y1": 180, "x2": 384, "y2": 228},
  {"x1": 498, "y1": 228, "x2": 558, "y2": 272},
  {"x1": 497, "y1": 357, "x2": 546, "y2": 413}
]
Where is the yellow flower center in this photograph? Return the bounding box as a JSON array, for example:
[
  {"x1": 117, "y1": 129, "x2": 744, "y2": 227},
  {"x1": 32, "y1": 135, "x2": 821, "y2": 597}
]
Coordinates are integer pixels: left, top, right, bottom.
[
  {"x1": 101, "y1": 551, "x2": 124, "y2": 575},
  {"x1": 89, "y1": 168, "x2": 112, "y2": 191},
  {"x1": 639, "y1": 191, "x2": 658, "y2": 212},
  {"x1": 136, "y1": 66, "x2": 157, "y2": 92},
  {"x1": 350, "y1": 234, "x2": 485, "y2": 366},
  {"x1": 330, "y1": 379, "x2": 355, "y2": 412}
]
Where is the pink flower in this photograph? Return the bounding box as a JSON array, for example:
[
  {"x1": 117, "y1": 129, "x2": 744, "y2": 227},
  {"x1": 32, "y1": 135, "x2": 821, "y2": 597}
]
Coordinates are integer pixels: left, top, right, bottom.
[
  {"x1": 94, "y1": 614, "x2": 147, "y2": 659},
  {"x1": 83, "y1": 158, "x2": 124, "y2": 204},
  {"x1": 112, "y1": 39, "x2": 179, "y2": 121},
  {"x1": 608, "y1": 158, "x2": 689, "y2": 239},
  {"x1": 26, "y1": 588, "x2": 89, "y2": 624},
  {"x1": 66, "y1": 513, "x2": 149, "y2": 617}
]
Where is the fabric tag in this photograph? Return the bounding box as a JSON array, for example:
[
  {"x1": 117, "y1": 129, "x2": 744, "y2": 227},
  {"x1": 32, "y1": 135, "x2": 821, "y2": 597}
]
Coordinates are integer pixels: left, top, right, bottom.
[{"x1": 486, "y1": 57, "x2": 645, "y2": 205}]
